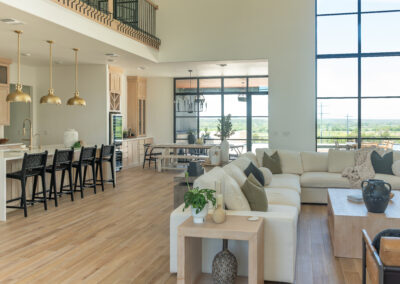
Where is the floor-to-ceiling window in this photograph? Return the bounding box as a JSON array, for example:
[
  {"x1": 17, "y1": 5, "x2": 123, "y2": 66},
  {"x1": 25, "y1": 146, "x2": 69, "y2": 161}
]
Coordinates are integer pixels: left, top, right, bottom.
[
  {"x1": 316, "y1": 0, "x2": 400, "y2": 151},
  {"x1": 174, "y1": 76, "x2": 268, "y2": 152}
]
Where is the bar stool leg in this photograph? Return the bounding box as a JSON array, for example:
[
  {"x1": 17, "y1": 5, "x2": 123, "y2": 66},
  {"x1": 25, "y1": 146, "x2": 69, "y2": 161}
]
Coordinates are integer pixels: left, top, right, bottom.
[
  {"x1": 41, "y1": 172, "x2": 47, "y2": 211},
  {"x1": 32, "y1": 175, "x2": 38, "y2": 204},
  {"x1": 92, "y1": 162, "x2": 97, "y2": 194},
  {"x1": 52, "y1": 172, "x2": 58, "y2": 207},
  {"x1": 98, "y1": 162, "x2": 104, "y2": 192},
  {"x1": 83, "y1": 166, "x2": 88, "y2": 188},
  {"x1": 20, "y1": 178, "x2": 28, "y2": 217},
  {"x1": 60, "y1": 169, "x2": 66, "y2": 195},
  {"x1": 110, "y1": 159, "x2": 116, "y2": 188},
  {"x1": 78, "y1": 168, "x2": 84, "y2": 199},
  {"x1": 68, "y1": 167, "x2": 74, "y2": 202}
]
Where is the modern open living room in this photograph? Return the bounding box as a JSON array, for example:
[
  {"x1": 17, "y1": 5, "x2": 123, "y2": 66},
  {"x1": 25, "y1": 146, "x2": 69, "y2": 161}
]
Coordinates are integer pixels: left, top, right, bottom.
[{"x1": 0, "y1": 0, "x2": 399, "y2": 283}]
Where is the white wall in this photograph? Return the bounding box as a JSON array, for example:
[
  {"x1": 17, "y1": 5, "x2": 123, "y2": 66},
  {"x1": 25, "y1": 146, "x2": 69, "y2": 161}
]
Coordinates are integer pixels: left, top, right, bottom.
[
  {"x1": 36, "y1": 64, "x2": 108, "y2": 146},
  {"x1": 146, "y1": 77, "x2": 174, "y2": 144},
  {"x1": 156, "y1": 0, "x2": 316, "y2": 151}
]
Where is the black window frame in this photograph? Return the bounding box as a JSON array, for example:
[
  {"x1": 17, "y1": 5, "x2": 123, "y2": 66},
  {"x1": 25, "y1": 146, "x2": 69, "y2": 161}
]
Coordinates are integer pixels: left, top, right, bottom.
[
  {"x1": 316, "y1": 0, "x2": 400, "y2": 151},
  {"x1": 173, "y1": 75, "x2": 269, "y2": 152}
]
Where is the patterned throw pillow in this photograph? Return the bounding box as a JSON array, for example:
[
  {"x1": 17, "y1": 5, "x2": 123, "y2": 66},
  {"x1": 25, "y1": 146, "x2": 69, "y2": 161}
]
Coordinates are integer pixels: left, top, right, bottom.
[
  {"x1": 262, "y1": 151, "x2": 282, "y2": 174},
  {"x1": 244, "y1": 162, "x2": 265, "y2": 186},
  {"x1": 241, "y1": 174, "x2": 268, "y2": 212}
]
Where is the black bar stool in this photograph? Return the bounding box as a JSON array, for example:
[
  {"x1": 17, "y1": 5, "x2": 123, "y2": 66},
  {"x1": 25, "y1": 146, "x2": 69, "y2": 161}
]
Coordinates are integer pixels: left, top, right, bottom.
[
  {"x1": 46, "y1": 149, "x2": 75, "y2": 207},
  {"x1": 6, "y1": 151, "x2": 48, "y2": 217},
  {"x1": 72, "y1": 146, "x2": 97, "y2": 198},
  {"x1": 95, "y1": 144, "x2": 116, "y2": 191},
  {"x1": 143, "y1": 144, "x2": 161, "y2": 170}
]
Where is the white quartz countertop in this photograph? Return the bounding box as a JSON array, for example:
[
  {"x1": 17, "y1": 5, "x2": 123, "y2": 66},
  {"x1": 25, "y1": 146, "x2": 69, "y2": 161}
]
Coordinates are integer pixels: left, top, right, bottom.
[{"x1": 0, "y1": 144, "x2": 87, "y2": 161}]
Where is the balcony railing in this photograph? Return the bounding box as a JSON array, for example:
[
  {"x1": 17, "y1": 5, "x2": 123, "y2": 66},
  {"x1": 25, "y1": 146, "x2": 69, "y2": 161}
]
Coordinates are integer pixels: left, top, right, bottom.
[{"x1": 52, "y1": 0, "x2": 160, "y2": 49}]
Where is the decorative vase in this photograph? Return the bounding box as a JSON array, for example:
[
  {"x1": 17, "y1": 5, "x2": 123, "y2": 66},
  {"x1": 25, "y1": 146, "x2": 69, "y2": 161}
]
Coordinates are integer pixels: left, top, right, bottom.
[
  {"x1": 362, "y1": 179, "x2": 392, "y2": 213},
  {"x1": 64, "y1": 129, "x2": 78, "y2": 148},
  {"x1": 209, "y1": 146, "x2": 221, "y2": 165},
  {"x1": 220, "y1": 139, "x2": 229, "y2": 163},
  {"x1": 212, "y1": 240, "x2": 237, "y2": 284},
  {"x1": 191, "y1": 206, "x2": 208, "y2": 224},
  {"x1": 213, "y1": 194, "x2": 226, "y2": 224},
  {"x1": 188, "y1": 133, "x2": 196, "y2": 144}
]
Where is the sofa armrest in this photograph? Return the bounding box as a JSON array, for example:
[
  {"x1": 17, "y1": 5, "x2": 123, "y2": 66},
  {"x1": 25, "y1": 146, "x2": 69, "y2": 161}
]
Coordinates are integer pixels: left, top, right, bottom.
[{"x1": 170, "y1": 204, "x2": 298, "y2": 283}]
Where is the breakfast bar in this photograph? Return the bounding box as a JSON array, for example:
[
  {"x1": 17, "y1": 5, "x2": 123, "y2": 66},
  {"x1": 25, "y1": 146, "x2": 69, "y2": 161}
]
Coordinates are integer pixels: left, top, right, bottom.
[{"x1": 0, "y1": 145, "x2": 115, "y2": 221}]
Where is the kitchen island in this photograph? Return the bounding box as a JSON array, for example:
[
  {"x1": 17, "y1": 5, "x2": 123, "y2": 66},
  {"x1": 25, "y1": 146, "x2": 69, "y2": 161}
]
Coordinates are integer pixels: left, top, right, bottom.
[{"x1": 0, "y1": 144, "x2": 115, "y2": 221}]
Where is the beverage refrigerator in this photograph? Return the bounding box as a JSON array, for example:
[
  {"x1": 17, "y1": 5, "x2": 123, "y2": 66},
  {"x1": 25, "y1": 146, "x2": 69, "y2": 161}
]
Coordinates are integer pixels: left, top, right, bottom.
[{"x1": 109, "y1": 113, "x2": 123, "y2": 171}]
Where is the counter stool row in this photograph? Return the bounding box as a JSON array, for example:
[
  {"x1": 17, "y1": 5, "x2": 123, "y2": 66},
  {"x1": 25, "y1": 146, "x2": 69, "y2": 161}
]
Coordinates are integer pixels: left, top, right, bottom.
[{"x1": 6, "y1": 144, "x2": 115, "y2": 217}]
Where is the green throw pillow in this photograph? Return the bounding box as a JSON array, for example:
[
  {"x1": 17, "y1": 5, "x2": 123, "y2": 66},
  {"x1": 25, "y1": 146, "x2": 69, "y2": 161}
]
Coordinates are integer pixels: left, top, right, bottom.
[
  {"x1": 262, "y1": 151, "x2": 282, "y2": 174},
  {"x1": 241, "y1": 173, "x2": 268, "y2": 212}
]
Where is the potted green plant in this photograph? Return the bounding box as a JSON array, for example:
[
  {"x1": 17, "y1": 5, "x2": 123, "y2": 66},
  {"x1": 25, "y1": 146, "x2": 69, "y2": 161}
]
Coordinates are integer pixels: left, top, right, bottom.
[
  {"x1": 216, "y1": 114, "x2": 236, "y2": 163},
  {"x1": 183, "y1": 173, "x2": 216, "y2": 223}
]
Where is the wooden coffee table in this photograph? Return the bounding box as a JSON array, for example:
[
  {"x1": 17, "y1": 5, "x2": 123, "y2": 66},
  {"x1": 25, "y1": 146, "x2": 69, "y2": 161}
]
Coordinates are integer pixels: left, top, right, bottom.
[
  {"x1": 328, "y1": 188, "x2": 400, "y2": 258},
  {"x1": 177, "y1": 215, "x2": 264, "y2": 284}
]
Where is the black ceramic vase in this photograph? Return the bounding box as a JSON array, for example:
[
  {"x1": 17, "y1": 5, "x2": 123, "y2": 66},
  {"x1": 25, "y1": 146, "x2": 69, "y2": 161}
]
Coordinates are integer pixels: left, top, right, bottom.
[
  {"x1": 362, "y1": 179, "x2": 391, "y2": 213},
  {"x1": 212, "y1": 239, "x2": 238, "y2": 284}
]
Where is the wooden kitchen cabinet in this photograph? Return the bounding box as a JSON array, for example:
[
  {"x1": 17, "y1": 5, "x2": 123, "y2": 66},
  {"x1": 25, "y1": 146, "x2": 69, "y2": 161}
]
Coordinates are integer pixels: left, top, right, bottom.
[
  {"x1": 108, "y1": 66, "x2": 123, "y2": 112},
  {"x1": 127, "y1": 76, "x2": 147, "y2": 137},
  {"x1": 122, "y1": 137, "x2": 153, "y2": 169},
  {"x1": 0, "y1": 58, "x2": 11, "y2": 126}
]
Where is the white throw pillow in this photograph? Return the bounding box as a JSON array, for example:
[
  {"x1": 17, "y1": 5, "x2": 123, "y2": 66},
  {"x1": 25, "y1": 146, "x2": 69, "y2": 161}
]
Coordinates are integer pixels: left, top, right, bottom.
[
  {"x1": 223, "y1": 164, "x2": 247, "y2": 187},
  {"x1": 392, "y1": 160, "x2": 400, "y2": 177},
  {"x1": 240, "y1": 152, "x2": 259, "y2": 167},
  {"x1": 277, "y1": 150, "x2": 304, "y2": 175},
  {"x1": 301, "y1": 151, "x2": 328, "y2": 172},
  {"x1": 255, "y1": 148, "x2": 275, "y2": 168},
  {"x1": 259, "y1": 167, "x2": 273, "y2": 185},
  {"x1": 328, "y1": 149, "x2": 355, "y2": 173},
  {"x1": 394, "y1": 150, "x2": 400, "y2": 162},
  {"x1": 223, "y1": 174, "x2": 251, "y2": 211}
]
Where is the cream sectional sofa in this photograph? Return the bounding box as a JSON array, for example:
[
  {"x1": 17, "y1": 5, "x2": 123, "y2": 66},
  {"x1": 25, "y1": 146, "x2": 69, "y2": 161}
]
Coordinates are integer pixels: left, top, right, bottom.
[{"x1": 170, "y1": 148, "x2": 400, "y2": 283}]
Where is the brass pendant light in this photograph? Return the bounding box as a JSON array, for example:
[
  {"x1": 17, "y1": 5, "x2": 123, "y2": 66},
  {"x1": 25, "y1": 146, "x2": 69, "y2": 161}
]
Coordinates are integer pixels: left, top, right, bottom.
[
  {"x1": 40, "y1": 40, "x2": 62, "y2": 104},
  {"x1": 67, "y1": 48, "x2": 86, "y2": 106},
  {"x1": 6, "y1": 30, "x2": 31, "y2": 103}
]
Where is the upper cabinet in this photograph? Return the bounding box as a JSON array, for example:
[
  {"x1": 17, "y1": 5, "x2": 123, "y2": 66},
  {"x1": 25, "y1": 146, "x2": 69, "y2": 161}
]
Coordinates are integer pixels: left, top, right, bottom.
[
  {"x1": 109, "y1": 66, "x2": 123, "y2": 112},
  {"x1": 0, "y1": 58, "x2": 11, "y2": 126},
  {"x1": 127, "y1": 76, "x2": 147, "y2": 137}
]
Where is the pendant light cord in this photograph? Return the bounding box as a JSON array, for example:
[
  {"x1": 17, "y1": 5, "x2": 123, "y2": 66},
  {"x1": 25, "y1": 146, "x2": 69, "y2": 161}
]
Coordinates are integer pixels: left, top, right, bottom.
[
  {"x1": 49, "y1": 41, "x2": 53, "y2": 90},
  {"x1": 17, "y1": 31, "x2": 21, "y2": 85},
  {"x1": 75, "y1": 49, "x2": 78, "y2": 93}
]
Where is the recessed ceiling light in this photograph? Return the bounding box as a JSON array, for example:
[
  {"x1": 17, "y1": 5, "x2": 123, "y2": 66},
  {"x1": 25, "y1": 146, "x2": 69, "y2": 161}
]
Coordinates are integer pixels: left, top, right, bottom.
[
  {"x1": 219, "y1": 64, "x2": 227, "y2": 67},
  {"x1": 0, "y1": 18, "x2": 25, "y2": 25},
  {"x1": 105, "y1": 53, "x2": 119, "y2": 57},
  {"x1": 21, "y1": 52, "x2": 31, "y2": 57},
  {"x1": 137, "y1": 66, "x2": 146, "y2": 70},
  {"x1": 107, "y1": 59, "x2": 116, "y2": 63}
]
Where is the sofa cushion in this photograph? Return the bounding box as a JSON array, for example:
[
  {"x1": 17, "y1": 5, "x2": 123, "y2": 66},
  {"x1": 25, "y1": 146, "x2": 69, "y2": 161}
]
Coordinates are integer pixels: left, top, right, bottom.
[
  {"x1": 223, "y1": 174, "x2": 251, "y2": 211},
  {"x1": 193, "y1": 167, "x2": 226, "y2": 190},
  {"x1": 267, "y1": 174, "x2": 301, "y2": 193},
  {"x1": 264, "y1": 188, "x2": 300, "y2": 212},
  {"x1": 244, "y1": 162, "x2": 265, "y2": 186},
  {"x1": 374, "y1": 174, "x2": 400, "y2": 190},
  {"x1": 328, "y1": 149, "x2": 355, "y2": 173},
  {"x1": 371, "y1": 151, "x2": 394, "y2": 175},
  {"x1": 263, "y1": 152, "x2": 282, "y2": 174},
  {"x1": 223, "y1": 164, "x2": 247, "y2": 187},
  {"x1": 255, "y1": 148, "x2": 275, "y2": 168},
  {"x1": 301, "y1": 151, "x2": 328, "y2": 172},
  {"x1": 300, "y1": 172, "x2": 351, "y2": 188},
  {"x1": 259, "y1": 167, "x2": 273, "y2": 186},
  {"x1": 278, "y1": 150, "x2": 304, "y2": 175},
  {"x1": 240, "y1": 152, "x2": 259, "y2": 167},
  {"x1": 241, "y1": 174, "x2": 268, "y2": 212},
  {"x1": 230, "y1": 156, "x2": 252, "y2": 171}
]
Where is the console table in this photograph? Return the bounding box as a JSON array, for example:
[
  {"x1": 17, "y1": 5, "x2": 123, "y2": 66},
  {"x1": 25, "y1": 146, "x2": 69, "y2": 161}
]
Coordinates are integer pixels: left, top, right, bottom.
[
  {"x1": 177, "y1": 215, "x2": 264, "y2": 284},
  {"x1": 328, "y1": 188, "x2": 400, "y2": 258}
]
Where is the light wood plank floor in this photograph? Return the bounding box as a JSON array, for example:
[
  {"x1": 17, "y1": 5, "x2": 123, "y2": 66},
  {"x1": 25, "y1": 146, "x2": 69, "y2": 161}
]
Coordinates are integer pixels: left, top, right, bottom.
[{"x1": 0, "y1": 167, "x2": 362, "y2": 283}]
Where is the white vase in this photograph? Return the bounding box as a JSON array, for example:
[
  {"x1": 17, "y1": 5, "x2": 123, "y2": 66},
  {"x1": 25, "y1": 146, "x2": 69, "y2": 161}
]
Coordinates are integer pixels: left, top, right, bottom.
[
  {"x1": 220, "y1": 139, "x2": 229, "y2": 163},
  {"x1": 191, "y1": 206, "x2": 208, "y2": 224},
  {"x1": 64, "y1": 129, "x2": 78, "y2": 148}
]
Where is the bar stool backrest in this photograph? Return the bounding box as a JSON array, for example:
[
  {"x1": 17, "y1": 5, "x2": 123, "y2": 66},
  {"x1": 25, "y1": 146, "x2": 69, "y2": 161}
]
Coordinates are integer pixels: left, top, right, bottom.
[
  {"x1": 101, "y1": 144, "x2": 114, "y2": 160},
  {"x1": 53, "y1": 149, "x2": 74, "y2": 168},
  {"x1": 21, "y1": 151, "x2": 48, "y2": 175},
  {"x1": 79, "y1": 146, "x2": 97, "y2": 164}
]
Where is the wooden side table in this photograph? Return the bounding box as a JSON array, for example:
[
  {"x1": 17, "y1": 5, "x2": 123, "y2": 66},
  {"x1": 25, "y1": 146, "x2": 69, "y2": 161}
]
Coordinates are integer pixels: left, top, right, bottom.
[{"x1": 177, "y1": 215, "x2": 264, "y2": 284}]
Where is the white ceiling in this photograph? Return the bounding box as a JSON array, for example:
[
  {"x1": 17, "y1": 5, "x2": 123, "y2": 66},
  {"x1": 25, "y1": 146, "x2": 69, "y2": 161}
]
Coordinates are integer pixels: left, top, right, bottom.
[{"x1": 0, "y1": 2, "x2": 268, "y2": 77}]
